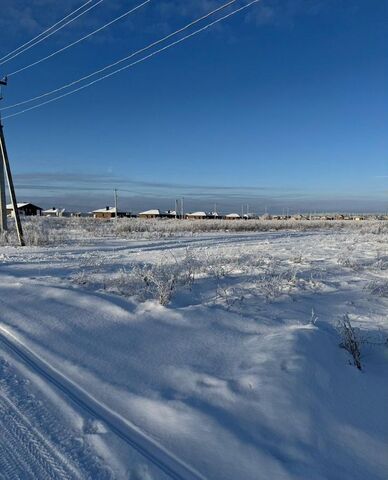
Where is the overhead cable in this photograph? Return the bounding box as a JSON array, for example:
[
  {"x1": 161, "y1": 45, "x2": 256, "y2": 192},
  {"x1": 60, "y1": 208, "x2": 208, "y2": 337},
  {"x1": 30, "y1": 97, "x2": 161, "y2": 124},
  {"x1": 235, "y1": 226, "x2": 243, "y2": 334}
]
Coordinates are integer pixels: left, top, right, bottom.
[
  {"x1": 2, "y1": 0, "x2": 239, "y2": 112},
  {"x1": 0, "y1": 0, "x2": 105, "y2": 66},
  {"x1": 3, "y1": 0, "x2": 260, "y2": 120},
  {"x1": 8, "y1": 0, "x2": 151, "y2": 77}
]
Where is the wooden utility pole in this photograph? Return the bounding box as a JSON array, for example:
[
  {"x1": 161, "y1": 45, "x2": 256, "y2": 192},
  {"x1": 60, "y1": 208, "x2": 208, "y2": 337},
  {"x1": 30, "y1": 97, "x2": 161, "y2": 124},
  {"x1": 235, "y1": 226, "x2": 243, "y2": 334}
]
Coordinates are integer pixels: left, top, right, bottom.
[
  {"x1": 0, "y1": 78, "x2": 7, "y2": 232},
  {"x1": 0, "y1": 123, "x2": 25, "y2": 246},
  {"x1": 0, "y1": 77, "x2": 25, "y2": 246},
  {"x1": 0, "y1": 134, "x2": 6, "y2": 232}
]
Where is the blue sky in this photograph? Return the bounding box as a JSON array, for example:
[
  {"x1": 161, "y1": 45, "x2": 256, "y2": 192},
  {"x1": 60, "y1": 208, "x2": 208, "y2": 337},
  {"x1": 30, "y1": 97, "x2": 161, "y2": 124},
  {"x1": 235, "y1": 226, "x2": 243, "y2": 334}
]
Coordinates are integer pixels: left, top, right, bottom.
[{"x1": 0, "y1": 0, "x2": 387, "y2": 213}]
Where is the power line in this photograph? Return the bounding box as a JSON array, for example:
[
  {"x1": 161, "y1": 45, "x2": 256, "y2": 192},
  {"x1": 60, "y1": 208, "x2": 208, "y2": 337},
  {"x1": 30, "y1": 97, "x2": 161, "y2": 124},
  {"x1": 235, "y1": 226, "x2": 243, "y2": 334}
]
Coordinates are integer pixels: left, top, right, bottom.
[
  {"x1": 1, "y1": 0, "x2": 240, "y2": 113},
  {"x1": 0, "y1": 0, "x2": 105, "y2": 67},
  {"x1": 3, "y1": 0, "x2": 260, "y2": 121},
  {"x1": 0, "y1": 0, "x2": 94, "y2": 63},
  {"x1": 8, "y1": 0, "x2": 151, "y2": 77}
]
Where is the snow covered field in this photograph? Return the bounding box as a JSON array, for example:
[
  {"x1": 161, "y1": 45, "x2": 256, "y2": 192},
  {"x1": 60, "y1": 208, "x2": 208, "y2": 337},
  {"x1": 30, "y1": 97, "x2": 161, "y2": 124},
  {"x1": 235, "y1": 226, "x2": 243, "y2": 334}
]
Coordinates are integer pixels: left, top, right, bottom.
[{"x1": 0, "y1": 220, "x2": 387, "y2": 479}]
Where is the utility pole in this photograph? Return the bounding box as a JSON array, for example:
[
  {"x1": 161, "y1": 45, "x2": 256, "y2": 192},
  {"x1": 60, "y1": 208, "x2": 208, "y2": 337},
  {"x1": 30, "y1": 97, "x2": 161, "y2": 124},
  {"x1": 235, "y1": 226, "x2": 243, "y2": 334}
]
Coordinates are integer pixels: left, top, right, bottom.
[
  {"x1": 0, "y1": 126, "x2": 6, "y2": 232},
  {"x1": 114, "y1": 188, "x2": 118, "y2": 221},
  {"x1": 0, "y1": 78, "x2": 7, "y2": 232},
  {"x1": 181, "y1": 197, "x2": 184, "y2": 219},
  {"x1": 0, "y1": 77, "x2": 24, "y2": 246}
]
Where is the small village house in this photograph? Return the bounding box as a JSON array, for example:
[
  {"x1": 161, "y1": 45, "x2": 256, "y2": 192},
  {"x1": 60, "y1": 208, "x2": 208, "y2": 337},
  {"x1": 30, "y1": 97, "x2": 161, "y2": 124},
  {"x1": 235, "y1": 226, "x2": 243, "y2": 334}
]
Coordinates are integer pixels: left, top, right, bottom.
[
  {"x1": 42, "y1": 207, "x2": 66, "y2": 217},
  {"x1": 225, "y1": 213, "x2": 241, "y2": 220},
  {"x1": 160, "y1": 210, "x2": 177, "y2": 219},
  {"x1": 6, "y1": 202, "x2": 42, "y2": 217},
  {"x1": 92, "y1": 206, "x2": 131, "y2": 219},
  {"x1": 138, "y1": 209, "x2": 160, "y2": 219},
  {"x1": 92, "y1": 207, "x2": 116, "y2": 219},
  {"x1": 185, "y1": 211, "x2": 207, "y2": 220}
]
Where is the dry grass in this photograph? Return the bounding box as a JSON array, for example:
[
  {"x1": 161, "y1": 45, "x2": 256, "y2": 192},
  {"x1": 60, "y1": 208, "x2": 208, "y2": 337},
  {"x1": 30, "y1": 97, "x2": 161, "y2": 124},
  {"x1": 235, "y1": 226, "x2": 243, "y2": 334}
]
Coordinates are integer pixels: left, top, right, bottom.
[{"x1": 1, "y1": 216, "x2": 387, "y2": 246}]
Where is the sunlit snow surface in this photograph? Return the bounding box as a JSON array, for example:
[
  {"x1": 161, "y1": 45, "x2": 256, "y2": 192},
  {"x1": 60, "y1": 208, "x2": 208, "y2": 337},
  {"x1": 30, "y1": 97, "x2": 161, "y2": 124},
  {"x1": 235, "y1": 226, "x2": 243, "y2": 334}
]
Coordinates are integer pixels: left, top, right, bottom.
[{"x1": 0, "y1": 224, "x2": 387, "y2": 479}]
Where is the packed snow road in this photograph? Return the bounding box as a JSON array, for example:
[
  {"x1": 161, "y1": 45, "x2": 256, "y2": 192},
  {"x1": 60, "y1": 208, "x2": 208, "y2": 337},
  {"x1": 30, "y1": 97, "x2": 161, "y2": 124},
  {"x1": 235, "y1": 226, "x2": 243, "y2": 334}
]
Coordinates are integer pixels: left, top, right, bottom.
[
  {"x1": 0, "y1": 327, "x2": 204, "y2": 480},
  {"x1": 0, "y1": 351, "x2": 111, "y2": 480},
  {"x1": 1, "y1": 228, "x2": 388, "y2": 479},
  {"x1": 0, "y1": 386, "x2": 79, "y2": 480}
]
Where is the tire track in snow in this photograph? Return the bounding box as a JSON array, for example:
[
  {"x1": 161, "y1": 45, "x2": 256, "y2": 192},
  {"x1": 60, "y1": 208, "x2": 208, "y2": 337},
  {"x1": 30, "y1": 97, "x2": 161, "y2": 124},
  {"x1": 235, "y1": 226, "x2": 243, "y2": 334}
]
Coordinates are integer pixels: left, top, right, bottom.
[
  {"x1": 86, "y1": 231, "x2": 320, "y2": 256},
  {"x1": 0, "y1": 355, "x2": 108, "y2": 479},
  {"x1": 0, "y1": 325, "x2": 206, "y2": 480},
  {"x1": 0, "y1": 392, "x2": 80, "y2": 480},
  {"x1": 0, "y1": 429, "x2": 37, "y2": 480}
]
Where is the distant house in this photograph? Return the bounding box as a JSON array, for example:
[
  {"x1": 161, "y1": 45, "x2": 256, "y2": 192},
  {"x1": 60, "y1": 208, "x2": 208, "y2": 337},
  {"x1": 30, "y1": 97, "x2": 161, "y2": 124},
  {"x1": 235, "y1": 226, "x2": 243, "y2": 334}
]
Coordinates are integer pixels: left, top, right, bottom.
[
  {"x1": 186, "y1": 211, "x2": 207, "y2": 220},
  {"x1": 92, "y1": 207, "x2": 131, "y2": 219},
  {"x1": 67, "y1": 212, "x2": 90, "y2": 218},
  {"x1": 225, "y1": 213, "x2": 241, "y2": 220},
  {"x1": 6, "y1": 202, "x2": 42, "y2": 217},
  {"x1": 160, "y1": 210, "x2": 177, "y2": 219},
  {"x1": 138, "y1": 209, "x2": 160, "y2": 219},
  {"x1": 92, "y1": 207, "x2": 116, "y2": 219},
  {"x1": 42, "y1": 207, "x2": 66, "y2": 217}
]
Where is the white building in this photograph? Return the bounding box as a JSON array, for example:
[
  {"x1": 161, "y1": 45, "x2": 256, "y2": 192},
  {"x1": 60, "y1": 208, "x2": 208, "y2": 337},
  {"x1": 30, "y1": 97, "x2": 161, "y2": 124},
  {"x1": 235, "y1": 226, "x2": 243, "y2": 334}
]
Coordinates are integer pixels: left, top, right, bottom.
[
  {"x1": 42, "y1": 207, "x2": 66, "y2": 217},
  {"x1": 138, "y1": 209, "x2": 160, "y2": 219},
  {"x1": 225, "y1": 213, "x2": 241, "y2": 220},
  {"x1": 186, "y1": 211, "x2": 207, "y2": 220}
]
